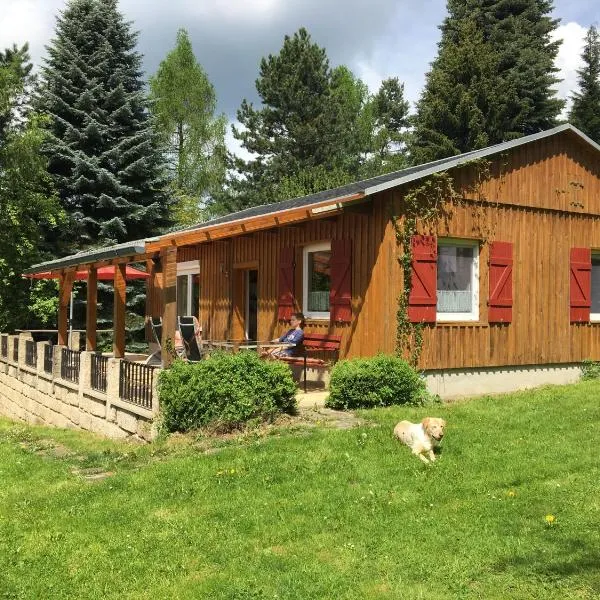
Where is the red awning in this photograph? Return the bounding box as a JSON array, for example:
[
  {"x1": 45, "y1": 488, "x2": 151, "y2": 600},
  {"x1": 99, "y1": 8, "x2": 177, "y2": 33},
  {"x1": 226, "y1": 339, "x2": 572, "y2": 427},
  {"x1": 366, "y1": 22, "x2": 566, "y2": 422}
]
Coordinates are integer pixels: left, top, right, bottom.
[{"x1": 24, "y1": 265, "x2": 149, "y2": 281}]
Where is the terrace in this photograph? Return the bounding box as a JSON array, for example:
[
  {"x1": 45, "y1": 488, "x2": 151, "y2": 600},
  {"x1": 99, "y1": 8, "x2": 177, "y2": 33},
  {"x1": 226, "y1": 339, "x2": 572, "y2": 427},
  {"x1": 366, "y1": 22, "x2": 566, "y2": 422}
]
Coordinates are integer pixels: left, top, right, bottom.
[{"x1": 0, "y1": 333, "x2": 159, "y2": 440}]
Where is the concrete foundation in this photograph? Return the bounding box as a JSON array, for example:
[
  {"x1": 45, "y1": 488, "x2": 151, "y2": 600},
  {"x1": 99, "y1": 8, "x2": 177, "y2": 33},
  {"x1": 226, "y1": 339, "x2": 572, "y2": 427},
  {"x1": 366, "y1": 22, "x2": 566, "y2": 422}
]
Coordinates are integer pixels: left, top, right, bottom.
[{"x1": 425, "y1": 363, "x2": 582, "y2": 399}]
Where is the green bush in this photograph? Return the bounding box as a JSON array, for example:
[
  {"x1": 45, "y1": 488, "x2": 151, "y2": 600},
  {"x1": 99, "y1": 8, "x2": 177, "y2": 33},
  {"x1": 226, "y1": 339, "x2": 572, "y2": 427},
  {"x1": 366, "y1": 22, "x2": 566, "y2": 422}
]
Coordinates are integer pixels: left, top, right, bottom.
[
  {"x1": 581, "y1": 359, "x2": 600, "y2": 380},
  {"x1": 325, "y1": 354, "x2": 428, "y2": 410},
  {"x1": 158, "y1": 351, "x2": 297, "y2": 433}
]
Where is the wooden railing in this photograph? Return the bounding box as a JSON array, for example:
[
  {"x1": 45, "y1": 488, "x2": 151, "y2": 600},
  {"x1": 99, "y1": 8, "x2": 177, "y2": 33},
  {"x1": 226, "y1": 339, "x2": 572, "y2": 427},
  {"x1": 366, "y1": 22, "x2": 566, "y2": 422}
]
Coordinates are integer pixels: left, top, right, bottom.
[
  {"x1": 44, "y1": 345, "x2": 54, "y2": 374},
  {"x1": 1, "y1": 336, "x2": 7, "y2": 358},
  {"x1": 119, "y1": 361, "x2": 155, "y2": 409},
  {"x1": 12, "y1": 340, "x2": 18, "y2": 363},
  {"x1": 61, "y1": 348, "x2": 80, "y2": 383},
  {"x1": 91, "y1": 353, "x2": 109, "y2": 393},
  {"x1": 25, "y1": 340, "x2": 37, "y2": 367}
]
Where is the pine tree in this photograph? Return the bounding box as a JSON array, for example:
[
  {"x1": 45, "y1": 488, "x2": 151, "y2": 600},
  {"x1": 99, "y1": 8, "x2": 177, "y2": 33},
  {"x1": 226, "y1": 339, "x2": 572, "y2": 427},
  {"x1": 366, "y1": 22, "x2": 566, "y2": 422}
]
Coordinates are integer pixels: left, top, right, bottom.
[
  {"x1": 569, "y1": 25, "x2": 600, "y2": 144},
  {"x1": 39, "y1": 0, "x2": 172, "y2": 250},
  {"x1": 411, "y1": 0, "x2": 564, "y2": 163},
  {"x1": 149, "y1": 29, "x2": 227, "y2": 226},
  {"x1": 216, "y1": 28, "x2": 375, "y2": 212}
]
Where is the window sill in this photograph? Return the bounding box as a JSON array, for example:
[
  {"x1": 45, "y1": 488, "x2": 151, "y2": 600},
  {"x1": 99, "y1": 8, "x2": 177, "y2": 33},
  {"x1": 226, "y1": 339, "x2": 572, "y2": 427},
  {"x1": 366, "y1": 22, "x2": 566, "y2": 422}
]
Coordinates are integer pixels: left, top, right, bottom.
[
  {"x1": 435, "y1": 321, "x2": 489, "y2": 327},
  {"x1": 305, "y1": 318, "x2": 331, "y2": 325}
]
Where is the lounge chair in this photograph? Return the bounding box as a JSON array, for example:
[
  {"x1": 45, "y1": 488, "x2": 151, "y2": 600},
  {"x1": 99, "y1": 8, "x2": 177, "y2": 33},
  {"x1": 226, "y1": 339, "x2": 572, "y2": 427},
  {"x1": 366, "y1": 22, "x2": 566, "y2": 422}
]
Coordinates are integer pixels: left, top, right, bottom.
[
  {"x1": 145, "y1": 317, "x2": 162, "y2": 365},
  {"x1": 177, "y1": 316, "x2": 203, "y2": 361}
]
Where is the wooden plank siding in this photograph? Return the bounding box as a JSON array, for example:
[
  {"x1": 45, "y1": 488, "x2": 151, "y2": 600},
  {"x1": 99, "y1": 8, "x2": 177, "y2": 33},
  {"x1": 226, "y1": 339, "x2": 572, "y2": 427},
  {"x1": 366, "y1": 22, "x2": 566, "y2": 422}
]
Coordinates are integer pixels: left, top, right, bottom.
[{"x1": 144, "y1": 129, "x2": 600, "y2": 370}]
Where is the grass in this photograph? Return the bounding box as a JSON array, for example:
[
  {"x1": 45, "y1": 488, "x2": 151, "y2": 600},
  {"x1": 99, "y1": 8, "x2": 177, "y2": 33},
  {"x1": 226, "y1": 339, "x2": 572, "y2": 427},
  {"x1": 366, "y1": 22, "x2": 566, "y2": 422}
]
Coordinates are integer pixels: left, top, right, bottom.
[{"x1": 1, "y1": 381, "x2": 599, "y2": 599}]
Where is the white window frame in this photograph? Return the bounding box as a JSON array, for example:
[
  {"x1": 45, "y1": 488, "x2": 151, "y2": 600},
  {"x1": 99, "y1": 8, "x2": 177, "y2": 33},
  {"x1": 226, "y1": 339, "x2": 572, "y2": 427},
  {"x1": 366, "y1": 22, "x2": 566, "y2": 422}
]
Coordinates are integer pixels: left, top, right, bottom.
[
  {"x1": 591, "y1": 252, "x2": 600, "y2": 322},
  {"x1": 176, "y1": 260, "x2": 200, "y2": 317},
  {"x1": 436, "y1": 238, "x2": 479, "y2": 322},
  {"x1": 303, "y1": 241, "x2": 331, "y2": 320}
]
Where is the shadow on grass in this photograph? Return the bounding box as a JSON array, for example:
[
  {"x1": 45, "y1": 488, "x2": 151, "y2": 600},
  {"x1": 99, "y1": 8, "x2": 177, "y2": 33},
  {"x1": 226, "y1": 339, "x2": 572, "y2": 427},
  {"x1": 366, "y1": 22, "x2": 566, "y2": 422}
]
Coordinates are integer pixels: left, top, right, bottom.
[{"x1": 494, "y1": 537, "x2": 600, "y2": 589}]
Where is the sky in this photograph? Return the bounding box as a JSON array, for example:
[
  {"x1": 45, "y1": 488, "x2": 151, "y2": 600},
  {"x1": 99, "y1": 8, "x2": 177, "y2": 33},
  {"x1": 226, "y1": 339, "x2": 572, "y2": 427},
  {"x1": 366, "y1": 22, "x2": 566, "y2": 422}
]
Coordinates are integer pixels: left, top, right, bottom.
[{"x1": 1, "y1": 0, "x2": 597, "y2": 158}]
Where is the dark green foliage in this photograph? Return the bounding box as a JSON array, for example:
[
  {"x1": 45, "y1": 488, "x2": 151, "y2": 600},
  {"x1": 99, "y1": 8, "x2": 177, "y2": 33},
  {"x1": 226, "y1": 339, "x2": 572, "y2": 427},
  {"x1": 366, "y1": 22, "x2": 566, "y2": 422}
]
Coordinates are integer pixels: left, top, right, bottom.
[
  {"x1": 411, "y1": 0, "x2": 564, "y2": 163},
  {"x1": 158, "y1": 351, "x2": 297, "y2": 433},
  {"x1": 0, "y1": 43, "x2": 34, "y2": 133},
  {"x1": 213, "y1": 29, "x2": 409, "y2": 214},
  {"x1": 325, "y1": 354, "x2": 428, "y2": 410},
  {"x1": 569, "y1": 26, "x2": 600, "y2": 144},
  {"x1": 362, "y1": 77, "x2": 410, "y2": 175},
  {"x1": 38, "y1": 0, "x2": 172, "y2": 251},
  {"x1": 0, "y1": 44, "x2": 64, "y2": 331}
]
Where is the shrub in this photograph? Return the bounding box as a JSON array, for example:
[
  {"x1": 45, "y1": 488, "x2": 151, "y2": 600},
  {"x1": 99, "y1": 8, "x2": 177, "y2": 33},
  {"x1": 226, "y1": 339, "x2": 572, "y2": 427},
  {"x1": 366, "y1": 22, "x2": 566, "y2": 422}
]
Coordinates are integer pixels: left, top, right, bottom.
[
  {"x1": 158, "y1": 351, "x2": 297, "y2": 433},
  {"x1": 325, "y1": 354, "x2": 428, "y2": 410},
  {"x1": 581, "y1": 359, "x2": 600, "y2": 380}
]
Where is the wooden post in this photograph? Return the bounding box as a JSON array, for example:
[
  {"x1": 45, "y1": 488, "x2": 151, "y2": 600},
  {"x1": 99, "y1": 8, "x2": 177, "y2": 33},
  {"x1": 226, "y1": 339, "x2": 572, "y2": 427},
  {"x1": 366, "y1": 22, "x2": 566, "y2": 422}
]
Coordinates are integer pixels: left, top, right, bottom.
[
  {"x1": 113, "y1": 263, "x2": 126, "y2": 358},
  {"x1": 86, "y1": 267, "x2": 98, "y2": 351},
  {"x1": 144, "y1": 258, "x2": 157, "y2": 342},
  {"x1": 161, "y1": 246, "x2": 178, "y2": 368},
  {"x1": 58, "y1": 270, "x2": 75, "y2": 347}
]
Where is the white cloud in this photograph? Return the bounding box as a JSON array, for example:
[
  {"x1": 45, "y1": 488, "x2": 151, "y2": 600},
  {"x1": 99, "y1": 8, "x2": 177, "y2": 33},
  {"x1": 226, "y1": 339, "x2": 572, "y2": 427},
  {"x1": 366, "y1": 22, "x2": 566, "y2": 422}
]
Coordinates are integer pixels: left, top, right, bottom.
[
  {"x1": 551, "y1": 21, "x2": 587, "y2": 114},
  {"x1": 225, "y1": 123, "x2": 254, "y2": 163},
  {"x1": 0, "y1": 0, "x2": 62, "y2": 65}
]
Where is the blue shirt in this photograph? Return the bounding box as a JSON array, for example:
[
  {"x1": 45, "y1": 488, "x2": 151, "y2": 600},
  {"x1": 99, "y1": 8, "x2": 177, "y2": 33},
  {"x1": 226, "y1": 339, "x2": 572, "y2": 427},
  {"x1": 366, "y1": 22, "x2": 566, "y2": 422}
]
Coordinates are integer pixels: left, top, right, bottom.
[{"x1": 277, "y1": 328, "x2": 304, "y2": 356}]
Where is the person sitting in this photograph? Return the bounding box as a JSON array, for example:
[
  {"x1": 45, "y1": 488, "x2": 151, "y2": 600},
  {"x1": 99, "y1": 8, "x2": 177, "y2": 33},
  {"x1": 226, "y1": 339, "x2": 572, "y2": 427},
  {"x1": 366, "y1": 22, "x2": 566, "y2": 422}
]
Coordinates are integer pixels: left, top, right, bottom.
[{"x1": 264, "y1": 312, "x2": 305, "y2": 358}]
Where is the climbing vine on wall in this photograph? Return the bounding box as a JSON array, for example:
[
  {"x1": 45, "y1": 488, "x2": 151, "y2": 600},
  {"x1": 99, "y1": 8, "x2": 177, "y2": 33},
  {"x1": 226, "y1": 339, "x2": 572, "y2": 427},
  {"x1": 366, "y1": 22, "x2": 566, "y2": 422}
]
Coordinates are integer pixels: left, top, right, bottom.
[{"x1": 393, "y1": 159, "x2": 495, "y2": 366}]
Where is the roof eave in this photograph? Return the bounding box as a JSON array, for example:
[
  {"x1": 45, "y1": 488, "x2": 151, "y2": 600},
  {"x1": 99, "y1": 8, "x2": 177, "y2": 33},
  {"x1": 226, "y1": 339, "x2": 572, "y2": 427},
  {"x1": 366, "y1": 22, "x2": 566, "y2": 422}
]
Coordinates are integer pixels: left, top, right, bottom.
[{"x1": 23, "y1": 242, "x2": 149, "y2": 275}]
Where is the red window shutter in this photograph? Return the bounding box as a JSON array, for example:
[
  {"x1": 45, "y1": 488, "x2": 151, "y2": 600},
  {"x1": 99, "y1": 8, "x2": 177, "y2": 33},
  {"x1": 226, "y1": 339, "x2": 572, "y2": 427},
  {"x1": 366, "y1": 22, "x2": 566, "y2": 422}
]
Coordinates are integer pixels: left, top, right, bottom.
[
  {"x1": 488, "y1": 241, "x2": 513, "y2": 323},
  {"x1": 408, "y1": 235, "x2": 437, "y2": 323},
  {"x1": 277, "y1": 247, "x2": 295, "y2": 321},
  {"x1": 330, "y1": 239, "x2": 352, "y2": 324},
  {"x1": 570, "y1": 247, "x2": 591, "y2": 323}
]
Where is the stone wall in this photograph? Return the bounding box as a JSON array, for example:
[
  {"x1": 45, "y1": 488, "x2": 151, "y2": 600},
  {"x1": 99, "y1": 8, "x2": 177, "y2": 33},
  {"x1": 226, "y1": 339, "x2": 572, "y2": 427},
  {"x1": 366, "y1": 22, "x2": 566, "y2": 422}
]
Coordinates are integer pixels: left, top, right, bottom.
[{"x1": 0, "y1": 334, "x2": 160, "y2": 440}]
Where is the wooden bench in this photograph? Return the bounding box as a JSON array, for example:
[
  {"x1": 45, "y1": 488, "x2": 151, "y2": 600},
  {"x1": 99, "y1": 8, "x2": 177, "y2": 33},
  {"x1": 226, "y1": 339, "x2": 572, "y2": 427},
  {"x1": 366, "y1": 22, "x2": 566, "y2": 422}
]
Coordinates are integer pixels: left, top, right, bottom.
[{"x1": 277, "y1": 333, "x2": 342, "y2": 392}]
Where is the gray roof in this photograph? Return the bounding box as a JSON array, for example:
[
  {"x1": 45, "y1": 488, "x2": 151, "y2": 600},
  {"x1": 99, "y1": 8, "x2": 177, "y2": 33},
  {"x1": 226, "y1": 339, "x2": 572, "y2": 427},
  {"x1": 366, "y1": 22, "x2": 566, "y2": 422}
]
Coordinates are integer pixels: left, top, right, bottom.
[
  {"x1": 25, "y1": 124, "x2": 599, "y2": 274},
  {"x1": 23, "y1": 239, "x2": 152, "y2": 274},
  {"x1": 176, "y1": 123, "x2": 598, "y2": 236}
]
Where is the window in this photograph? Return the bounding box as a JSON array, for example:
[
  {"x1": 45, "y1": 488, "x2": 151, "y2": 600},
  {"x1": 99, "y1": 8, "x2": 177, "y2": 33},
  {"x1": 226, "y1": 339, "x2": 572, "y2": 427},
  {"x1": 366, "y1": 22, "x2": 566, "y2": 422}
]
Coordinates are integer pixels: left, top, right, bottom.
[
  {"x1": 303, "y1": 242, "x2": 331, "y2": 319},
  {"x1": 591, "y1": 254, "x2": 600, "y2": 321},
  {"x1": 176, "y1": 261, "x2": 200, "y2": 317},
  {"x1": 436, "y1": 240, "x2": 479, "y2": 321}
]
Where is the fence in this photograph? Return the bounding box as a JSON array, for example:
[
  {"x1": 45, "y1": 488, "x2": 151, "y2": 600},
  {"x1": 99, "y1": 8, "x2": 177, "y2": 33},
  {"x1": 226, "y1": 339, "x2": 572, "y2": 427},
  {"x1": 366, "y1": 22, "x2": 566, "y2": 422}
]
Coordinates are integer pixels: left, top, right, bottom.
[
  {"x1": 119, "y1": 360, "x2": 155, "y2": 409},
  {"x1": 12, "y1": 340, "x2": 18, "y2": 363},
  {"x1": 1, "y1": 336, "x2": 6, "y2": 358},
  {"x1": 25, "y1": 340, "x2": 37, "y2": 368},
  {"x1": 61, "y1": 347, "x2": 80, "y2": 383},
  {"x1": 90, "y1": 353, "x2": 109, "y2": 393},
  {"x1": 44, "y1": 345, "x2": 54, "y2": 374}
]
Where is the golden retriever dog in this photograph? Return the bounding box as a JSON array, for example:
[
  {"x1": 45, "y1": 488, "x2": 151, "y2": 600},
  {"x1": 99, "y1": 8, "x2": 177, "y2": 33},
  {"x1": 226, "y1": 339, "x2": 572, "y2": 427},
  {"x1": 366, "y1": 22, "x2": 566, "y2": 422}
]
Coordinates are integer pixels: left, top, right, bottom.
[{"x1": 393, "y1": 417, "x2": 446, "y2": 464}]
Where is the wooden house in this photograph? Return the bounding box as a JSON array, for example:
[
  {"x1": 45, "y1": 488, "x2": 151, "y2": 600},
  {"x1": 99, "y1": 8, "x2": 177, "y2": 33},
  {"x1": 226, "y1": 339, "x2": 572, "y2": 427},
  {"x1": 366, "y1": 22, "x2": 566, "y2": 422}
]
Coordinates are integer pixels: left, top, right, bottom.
[{"x1": 24, "y1": 124, "x2": 600, "y2": 396}]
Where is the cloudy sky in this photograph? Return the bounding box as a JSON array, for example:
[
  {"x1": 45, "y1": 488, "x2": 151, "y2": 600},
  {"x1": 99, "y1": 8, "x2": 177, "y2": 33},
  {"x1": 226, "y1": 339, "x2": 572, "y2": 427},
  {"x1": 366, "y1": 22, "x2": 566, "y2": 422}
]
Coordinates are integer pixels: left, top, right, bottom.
[{"x1": 1, "y1": 0, "x2": 596, "y2": 156}]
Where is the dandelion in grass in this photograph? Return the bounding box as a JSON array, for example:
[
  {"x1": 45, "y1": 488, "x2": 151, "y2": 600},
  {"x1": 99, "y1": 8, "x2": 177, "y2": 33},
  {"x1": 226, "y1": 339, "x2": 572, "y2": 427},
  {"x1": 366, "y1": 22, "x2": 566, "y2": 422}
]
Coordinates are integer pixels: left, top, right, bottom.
[
  {"x1": 507, "y1": 490, "x2": 516, "y2": 497},
  {"x1": 545, "y1": 514, "x2": 556, "y2": 526}
]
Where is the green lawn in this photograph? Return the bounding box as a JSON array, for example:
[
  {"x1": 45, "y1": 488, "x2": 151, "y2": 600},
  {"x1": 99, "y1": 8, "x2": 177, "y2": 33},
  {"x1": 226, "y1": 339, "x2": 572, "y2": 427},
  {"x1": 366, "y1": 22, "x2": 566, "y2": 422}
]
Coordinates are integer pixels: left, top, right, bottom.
[{"x1": 1, "y1": 381, "x2": 599, "y2": 599}]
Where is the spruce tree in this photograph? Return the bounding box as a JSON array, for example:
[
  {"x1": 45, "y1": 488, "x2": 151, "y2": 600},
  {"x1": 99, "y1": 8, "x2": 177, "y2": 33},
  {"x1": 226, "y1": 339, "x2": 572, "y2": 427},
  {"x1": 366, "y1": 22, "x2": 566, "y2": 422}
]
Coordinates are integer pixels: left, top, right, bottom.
[
  {"x1": 569, "y1": 25, "x2": 600, "y2": 144},
  {"x1": 39, "y1": 0, "x2": 172, "y2": 250},
  {"x1": 411, "y1": 0, "x2": 564, "y2": 163}
]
